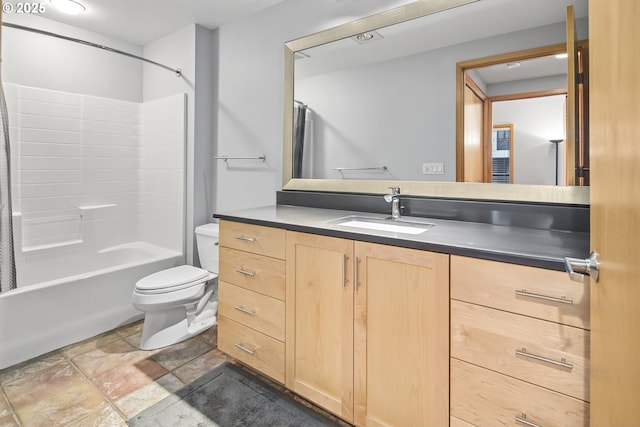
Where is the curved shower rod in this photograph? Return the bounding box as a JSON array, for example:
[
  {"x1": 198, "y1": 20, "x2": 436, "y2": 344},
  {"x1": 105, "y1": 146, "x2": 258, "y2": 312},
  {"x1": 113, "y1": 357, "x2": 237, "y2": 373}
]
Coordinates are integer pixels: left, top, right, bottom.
[{"x1": 2, "y1": 22, "x2": 182, "y2": 77}]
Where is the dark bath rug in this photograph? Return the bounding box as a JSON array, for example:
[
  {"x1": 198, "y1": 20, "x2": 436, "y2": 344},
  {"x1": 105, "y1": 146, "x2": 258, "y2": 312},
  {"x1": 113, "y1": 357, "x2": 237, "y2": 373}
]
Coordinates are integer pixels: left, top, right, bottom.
[{"x1": 127, "y1": 362, "x2": 341, "y2": 427}]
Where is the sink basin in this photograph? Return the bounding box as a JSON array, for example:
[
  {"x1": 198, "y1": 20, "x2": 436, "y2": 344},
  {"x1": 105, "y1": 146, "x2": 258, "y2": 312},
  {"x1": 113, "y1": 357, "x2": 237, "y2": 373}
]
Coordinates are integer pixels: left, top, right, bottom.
[{"x1": 327, "y1": 215, "x2": 435, "y2": 235}]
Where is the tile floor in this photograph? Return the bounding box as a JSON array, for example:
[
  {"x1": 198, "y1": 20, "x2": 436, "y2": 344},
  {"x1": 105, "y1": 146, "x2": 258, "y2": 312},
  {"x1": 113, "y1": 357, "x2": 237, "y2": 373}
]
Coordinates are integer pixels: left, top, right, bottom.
[{"x1": 0, "y1": 321, "x2": 228, "y2": 427}]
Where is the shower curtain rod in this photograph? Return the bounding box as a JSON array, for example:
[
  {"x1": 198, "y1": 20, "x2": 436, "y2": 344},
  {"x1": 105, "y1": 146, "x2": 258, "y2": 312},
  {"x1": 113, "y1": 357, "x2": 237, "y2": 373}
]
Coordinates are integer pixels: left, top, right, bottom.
[{"x1": 2, "y1": 22, "x2": 182, "y2": 77}]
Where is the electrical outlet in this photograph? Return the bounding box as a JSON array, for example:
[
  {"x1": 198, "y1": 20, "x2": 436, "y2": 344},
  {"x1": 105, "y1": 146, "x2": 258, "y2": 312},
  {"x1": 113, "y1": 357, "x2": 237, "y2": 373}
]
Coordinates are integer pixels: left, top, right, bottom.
[{"x1": 422, "y1": 162, "x2": 444, "y2": 175}]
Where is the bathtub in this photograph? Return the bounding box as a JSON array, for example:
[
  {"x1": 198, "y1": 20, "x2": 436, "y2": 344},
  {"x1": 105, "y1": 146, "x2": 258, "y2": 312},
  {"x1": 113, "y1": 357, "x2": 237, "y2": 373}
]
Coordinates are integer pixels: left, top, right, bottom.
[{"x1": 0, "y1": 242, "x2": 183, "y2": 370}]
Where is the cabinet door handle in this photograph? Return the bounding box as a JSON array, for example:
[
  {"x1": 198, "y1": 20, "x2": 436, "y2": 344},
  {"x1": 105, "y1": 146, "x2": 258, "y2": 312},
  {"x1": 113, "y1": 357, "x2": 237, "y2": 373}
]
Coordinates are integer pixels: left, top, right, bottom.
[
  {"x1": 355, "y1": 257, "x2": 361, "y2": 291},
  {"x1": 234, "y1": 343, "x2": 255, "y2": 355},
  {"x1": 515, "y1": 289, "x2": 573, "y2": 305},
  {"x1": 234, "y1": 306, "x2": 255, "y2": 316},
  {"x1": 235, "y1": 268, "x2": 255, "y2": 277},
  {"x1": 515, "y1": 415, "x2": 543, "y2": 427},
  {"x1": 515, "y1": 348, "x2": 573, "y2": 369},
  {"x1": 342, "y1": 254, "x2": 349, "y2": 288},
  {"x1": 235, "y1": 235, "x2": 256, "y2": 242}
]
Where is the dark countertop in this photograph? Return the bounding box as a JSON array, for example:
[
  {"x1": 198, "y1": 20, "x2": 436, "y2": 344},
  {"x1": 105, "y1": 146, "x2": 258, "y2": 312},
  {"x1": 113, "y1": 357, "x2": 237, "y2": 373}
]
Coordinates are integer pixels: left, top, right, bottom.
[{"x1": 214, "y1": 205, "x2": 590, "y2": 271}]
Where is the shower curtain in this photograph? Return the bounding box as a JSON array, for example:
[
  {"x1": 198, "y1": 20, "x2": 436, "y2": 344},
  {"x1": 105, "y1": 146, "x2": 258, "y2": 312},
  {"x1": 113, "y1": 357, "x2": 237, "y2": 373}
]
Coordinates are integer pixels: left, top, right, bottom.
[
  {"x1": 292, "y1": 102, "x2": 307, "y2": 179},
  {"x1": 0, "y1": 83, "x2": 17, "y2": 292}
]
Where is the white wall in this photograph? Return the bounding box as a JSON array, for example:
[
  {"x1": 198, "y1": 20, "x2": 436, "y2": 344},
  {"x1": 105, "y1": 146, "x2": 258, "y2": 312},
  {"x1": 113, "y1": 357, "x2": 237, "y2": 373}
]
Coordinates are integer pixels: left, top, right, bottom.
[
  {"x1": 492, "y1": 95, "x2": 566, "y2": 185},
  {"x1": 139, "y1": 94, "x2": 187, "y2": 252},
  {"x1": 3, "y1": 15, "x2": 213, "y2": 266},
  {"x1": 215, "y1": 0, "x2": 417, "y2": 212},
  {"x1": 142, "y1": 24, "x2": 216, "y2": 266},
  {"x1": 6, "y1": 83, "x2": 185, "y2": 260},
  {"x1": 2, "y1": 13, "x2": 143, "y2": 102}
]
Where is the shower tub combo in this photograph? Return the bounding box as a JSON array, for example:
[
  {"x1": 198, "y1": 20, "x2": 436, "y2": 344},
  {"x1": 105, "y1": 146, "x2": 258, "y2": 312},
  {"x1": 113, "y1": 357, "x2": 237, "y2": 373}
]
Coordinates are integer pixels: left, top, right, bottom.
[{"x1": 0, "y1": 239, "x2": 182, "y2": 370}]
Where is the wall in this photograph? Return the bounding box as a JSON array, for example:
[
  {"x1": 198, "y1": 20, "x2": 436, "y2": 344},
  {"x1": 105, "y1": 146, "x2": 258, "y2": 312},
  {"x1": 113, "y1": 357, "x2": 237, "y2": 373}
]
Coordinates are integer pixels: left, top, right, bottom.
[
  {"x1": 215, "y1": 0, "x2": 418, "y2": 212},
  {"x1": 294, "y1": 21, "x2": 584, "y2": 182},
  {"x1": 215, "y1": 1, "x2": 587, "y2": 210},
  {"x1": 5, "y1": 82, "x2": 185, "y2": 280},
  {"x1": 1, "y1": 13, "x2": 143, "y2": 102},
  {"x1": 143, "y1": 24, "x2": 216, "y2": 266},
  {"x1": 138, "y1": 94, "x2": 187, "y2": 251},
  {"x1": 492, "y1": 95, "x2": 566, "y2": 185}
]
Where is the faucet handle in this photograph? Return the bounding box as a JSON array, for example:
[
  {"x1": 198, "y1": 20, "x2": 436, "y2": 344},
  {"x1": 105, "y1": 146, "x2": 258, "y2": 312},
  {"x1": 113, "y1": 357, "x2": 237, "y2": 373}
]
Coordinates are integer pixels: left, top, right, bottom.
[{"x1": 388, "y1": 186, "x2": 401, "y2": 195}]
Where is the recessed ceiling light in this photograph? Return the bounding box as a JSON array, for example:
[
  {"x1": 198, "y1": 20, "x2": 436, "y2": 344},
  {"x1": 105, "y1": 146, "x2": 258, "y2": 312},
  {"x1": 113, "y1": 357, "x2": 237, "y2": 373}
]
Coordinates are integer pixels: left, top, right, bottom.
[
  {"x1": 350, "y1": 30, "x2": 383, "y2": 45},
  {"x1": 49, "y1": 0, "x2": 85, "y2": 15},
  {"x1": 555, "y1": 53, "x2": 569, "y2": 59}
]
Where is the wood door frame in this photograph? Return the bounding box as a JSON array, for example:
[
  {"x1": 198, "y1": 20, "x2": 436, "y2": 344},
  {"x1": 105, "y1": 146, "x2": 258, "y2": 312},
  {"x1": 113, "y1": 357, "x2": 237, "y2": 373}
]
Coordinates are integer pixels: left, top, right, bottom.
[
  {"x1": 460, "y1": 73, "x2": 491, "y2": 182},
  {"x1": 456, "y1": 41, "x2": 588, "y2": 184}
]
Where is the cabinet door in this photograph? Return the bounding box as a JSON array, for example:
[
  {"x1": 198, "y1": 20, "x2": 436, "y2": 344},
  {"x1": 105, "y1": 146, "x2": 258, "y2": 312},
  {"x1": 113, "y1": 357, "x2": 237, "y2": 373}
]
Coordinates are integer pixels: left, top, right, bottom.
[
  {"x1": 285, "y1": 231, "x2": 354, "y2": 422},
  {"x1": 354, "y1": 242, "x2": 449, "y2": 427}
]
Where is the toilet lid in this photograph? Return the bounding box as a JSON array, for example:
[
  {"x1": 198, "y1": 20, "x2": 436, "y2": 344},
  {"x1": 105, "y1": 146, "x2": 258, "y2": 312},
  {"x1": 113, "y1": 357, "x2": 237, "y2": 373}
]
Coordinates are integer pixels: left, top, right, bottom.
[{"x1": 136, "y1": 265, "x2": 210, "y2": 293}]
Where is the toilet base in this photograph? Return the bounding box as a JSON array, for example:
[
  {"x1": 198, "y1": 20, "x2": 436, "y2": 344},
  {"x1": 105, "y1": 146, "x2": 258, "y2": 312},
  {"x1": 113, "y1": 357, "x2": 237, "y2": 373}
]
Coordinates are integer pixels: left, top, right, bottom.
[{"x1": 139, "y1": 300, "x2": 218, "y2": 350}]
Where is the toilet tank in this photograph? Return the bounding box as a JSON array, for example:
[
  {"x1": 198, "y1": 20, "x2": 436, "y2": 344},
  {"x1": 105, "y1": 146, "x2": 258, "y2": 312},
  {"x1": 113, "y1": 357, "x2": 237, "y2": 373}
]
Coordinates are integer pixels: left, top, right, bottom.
[{"x1": 195, "y1": 223, "x2": 219, "y2": 273}]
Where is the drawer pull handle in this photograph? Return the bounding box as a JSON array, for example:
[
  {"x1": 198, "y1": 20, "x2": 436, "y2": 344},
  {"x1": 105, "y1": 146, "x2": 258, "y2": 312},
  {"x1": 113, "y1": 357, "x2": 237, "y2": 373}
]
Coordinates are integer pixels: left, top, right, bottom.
[
  {"x1": 515, "y1": 289, "x2": 573, "y2": 305},
  {"x1": 234, "y1": 306, "x2": 255, "y2": 316},
  {"x1": 515, "y1": 348, "x2": 573, "y2": 370},
  {"x1": 342, "y1": 254, "x2": 349, "y2": 288},
  {"x1": 234, "y1": 343, "x2": 255, "y2": 355},
  {"x1": 235, "y1": 235, "x2": 257, "y2": 242},
  {"x1": 235, "y1": 268, "x2": 256, "y2": 277},
  {"x1": 515, "y1": 415, "x2": 543, "y2": 427}
]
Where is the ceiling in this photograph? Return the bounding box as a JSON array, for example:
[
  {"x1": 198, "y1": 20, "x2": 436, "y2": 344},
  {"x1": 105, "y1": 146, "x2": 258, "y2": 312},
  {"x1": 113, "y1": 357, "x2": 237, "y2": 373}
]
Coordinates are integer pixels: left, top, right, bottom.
[{"x1": 38, "y1": 0, "x2": 286, "y2": 45}]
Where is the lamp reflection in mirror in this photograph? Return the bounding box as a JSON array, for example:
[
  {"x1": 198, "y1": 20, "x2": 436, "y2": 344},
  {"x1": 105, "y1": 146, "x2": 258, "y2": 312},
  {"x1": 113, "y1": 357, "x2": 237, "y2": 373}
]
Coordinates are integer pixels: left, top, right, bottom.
[{"x1": 549, "y1": 139, "x2": 563, "y2": 185}]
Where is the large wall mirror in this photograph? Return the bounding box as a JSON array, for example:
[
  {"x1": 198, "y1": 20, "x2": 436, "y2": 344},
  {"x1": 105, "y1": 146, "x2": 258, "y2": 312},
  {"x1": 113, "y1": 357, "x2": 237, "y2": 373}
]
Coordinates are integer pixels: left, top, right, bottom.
[{"x1": 283, "y1": 0, "x2": 590, "y2": 204}]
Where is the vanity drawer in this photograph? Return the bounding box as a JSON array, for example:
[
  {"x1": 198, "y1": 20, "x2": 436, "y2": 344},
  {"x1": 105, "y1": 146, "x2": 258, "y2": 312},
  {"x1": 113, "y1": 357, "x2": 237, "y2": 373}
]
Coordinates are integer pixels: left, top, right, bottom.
[
  {"x1": 451, "y1": 359, "x2": 589, "y2": 427},
  {"x1": 220, "y1": 220, "x2": 286, "y2": 259},
  {"x1": 218, "y1": 316, "x2": 285, "y2": 384},
  {"x1": 450, "y1": 255, "x2": 590, "y2": 329},
  {"x1": 219, "y1": 247, "x2": 286, "y2": 300},
  {"x1": 218, "y1": 281, "x2": 285, "y2": 341},
  {"x1": 451, "y1": 300, "x2": 590, "y2": 401}
]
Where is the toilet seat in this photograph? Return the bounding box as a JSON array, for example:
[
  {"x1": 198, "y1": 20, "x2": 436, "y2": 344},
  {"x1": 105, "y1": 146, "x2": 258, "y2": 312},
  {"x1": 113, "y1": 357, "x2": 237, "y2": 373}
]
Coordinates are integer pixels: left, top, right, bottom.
[{"x1": 135, "y1": 265, "x2": 213, "y2": 295}]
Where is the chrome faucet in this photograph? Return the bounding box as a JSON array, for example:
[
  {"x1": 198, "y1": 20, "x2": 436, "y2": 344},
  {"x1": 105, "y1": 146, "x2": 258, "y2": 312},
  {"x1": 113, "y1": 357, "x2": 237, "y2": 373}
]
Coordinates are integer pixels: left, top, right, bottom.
[{"x1": 384, "y1": 186, "x2": 402, "y2": 220}]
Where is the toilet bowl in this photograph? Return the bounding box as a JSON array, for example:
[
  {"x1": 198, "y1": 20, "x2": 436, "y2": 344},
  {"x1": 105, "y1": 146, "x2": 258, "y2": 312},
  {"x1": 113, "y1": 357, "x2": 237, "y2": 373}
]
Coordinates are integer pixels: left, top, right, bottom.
[{"x1": 132, "y1": 223, "x2": 219, "y2": 350}]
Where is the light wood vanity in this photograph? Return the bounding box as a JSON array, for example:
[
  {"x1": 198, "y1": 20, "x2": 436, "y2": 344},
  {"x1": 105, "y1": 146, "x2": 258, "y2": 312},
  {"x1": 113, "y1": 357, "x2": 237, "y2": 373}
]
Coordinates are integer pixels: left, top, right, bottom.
[
  {"x1": 450, "y1": 256, "x2": 590, "y2": 427},
  {"x1": 216, "y1": 214, "x2": 590, "y2": 427},
  {"x1": 217, "y1": 221, "x2": 286, "y2": 382}
]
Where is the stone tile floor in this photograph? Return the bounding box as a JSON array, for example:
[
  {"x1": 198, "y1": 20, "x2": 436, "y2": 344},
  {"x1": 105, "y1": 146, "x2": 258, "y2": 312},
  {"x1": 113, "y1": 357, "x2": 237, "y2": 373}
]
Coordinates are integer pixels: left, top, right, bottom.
[{"x1": 0, "y1": 321, "x2": 228, "y2": 426}]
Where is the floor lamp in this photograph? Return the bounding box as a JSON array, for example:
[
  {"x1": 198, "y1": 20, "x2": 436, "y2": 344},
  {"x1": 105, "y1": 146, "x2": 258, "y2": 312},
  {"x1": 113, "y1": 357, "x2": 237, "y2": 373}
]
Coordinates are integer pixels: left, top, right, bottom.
[{"x1": 549, "y1": 139, "x2": 563, "y2": 185}]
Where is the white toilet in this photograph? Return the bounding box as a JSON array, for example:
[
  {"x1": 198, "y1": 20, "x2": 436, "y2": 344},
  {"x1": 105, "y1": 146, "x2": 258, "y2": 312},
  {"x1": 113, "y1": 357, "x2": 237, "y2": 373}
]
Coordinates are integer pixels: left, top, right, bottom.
[{"x1": 132, "y1": 223, "x2": 219, "y2": 350}]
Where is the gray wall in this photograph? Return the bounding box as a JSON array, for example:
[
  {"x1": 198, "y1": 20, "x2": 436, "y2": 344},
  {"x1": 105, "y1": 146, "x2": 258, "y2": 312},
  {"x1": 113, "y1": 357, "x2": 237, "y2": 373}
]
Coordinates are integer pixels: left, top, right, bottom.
[
  {"x1": 142, "y1": 24, "x2": 217, "y2": 266},
  {"x1": 214, "y1": 1, "x2": 587, "y2": 211},
  {"x1": 214, "y1": 0, "x2": 417, "y2": 212}
]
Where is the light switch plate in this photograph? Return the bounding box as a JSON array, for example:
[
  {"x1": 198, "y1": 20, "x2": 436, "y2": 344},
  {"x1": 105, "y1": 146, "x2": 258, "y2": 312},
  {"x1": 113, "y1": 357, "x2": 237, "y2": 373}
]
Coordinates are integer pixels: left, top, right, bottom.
[{"x1": 422, "y1": 162, "x2": 444, "y2": 175}]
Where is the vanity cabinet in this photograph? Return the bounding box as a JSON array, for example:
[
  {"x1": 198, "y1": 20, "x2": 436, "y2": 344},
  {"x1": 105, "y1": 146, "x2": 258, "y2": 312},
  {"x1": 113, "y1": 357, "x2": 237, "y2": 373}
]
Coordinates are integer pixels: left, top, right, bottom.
[
  {"x1": 285, "y1": 231, "x2": 450, "y2": 426},
  {"x1": 285, "y1": 232, "x2": 355, "y2": 421},
  {"x1": 217, "y1": 218, "x2": 589, "y2": 427},
  {"x1": 217, "y1": 220, "x2": 287, "y2": 383},
  {"x1": 450, "y1": 255, "x2": 590, "y2": 427},
  {"x1": 353, "y1": 241, "x2": 449, "y2": 427}
]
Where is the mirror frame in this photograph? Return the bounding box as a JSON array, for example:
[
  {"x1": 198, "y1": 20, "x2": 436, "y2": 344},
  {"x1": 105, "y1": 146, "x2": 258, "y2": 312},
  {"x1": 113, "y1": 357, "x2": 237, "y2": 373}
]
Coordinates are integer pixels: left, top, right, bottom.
[{"x1": 282, "y1": 0, "x2": 590, "y2": 205}]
